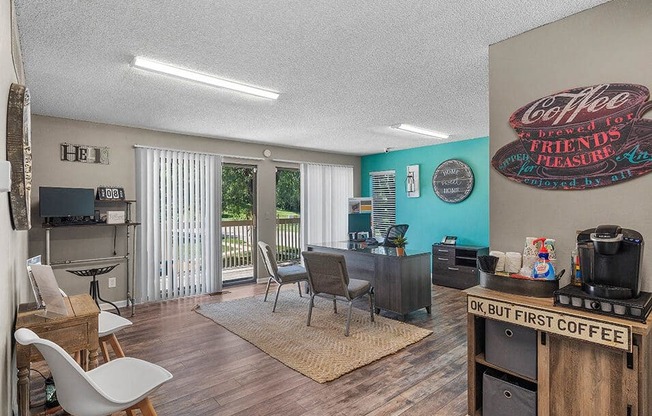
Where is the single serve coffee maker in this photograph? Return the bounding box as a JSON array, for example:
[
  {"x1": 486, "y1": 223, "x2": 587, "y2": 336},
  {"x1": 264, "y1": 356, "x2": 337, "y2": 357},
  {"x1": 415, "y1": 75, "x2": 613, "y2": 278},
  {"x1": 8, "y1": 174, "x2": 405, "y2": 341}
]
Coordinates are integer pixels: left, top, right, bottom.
[
  {"x1": 577, "y1": 224, "x2": 644, "y2": 299},
  {"x1": 554, "y1": 225, "x2": 651, "y2": 321}
]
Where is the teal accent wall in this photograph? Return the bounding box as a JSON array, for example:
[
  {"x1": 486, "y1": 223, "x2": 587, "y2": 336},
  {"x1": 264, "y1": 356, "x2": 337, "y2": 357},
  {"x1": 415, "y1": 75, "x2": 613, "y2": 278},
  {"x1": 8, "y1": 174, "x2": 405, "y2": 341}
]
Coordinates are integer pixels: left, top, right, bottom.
[{"x1": 361, "y1": 137, "x2": 490, "y2": 253}]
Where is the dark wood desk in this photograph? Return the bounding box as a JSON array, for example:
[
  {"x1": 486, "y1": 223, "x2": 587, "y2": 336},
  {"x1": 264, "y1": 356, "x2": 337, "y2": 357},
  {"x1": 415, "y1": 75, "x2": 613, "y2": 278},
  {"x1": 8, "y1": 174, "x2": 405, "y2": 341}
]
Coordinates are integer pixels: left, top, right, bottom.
[
  {"x1": 307, "y1": 242, "x2": 432, "y2": 319},
  {"x1": 15, "y1": 294, "x2": 99, "y2": 416}
]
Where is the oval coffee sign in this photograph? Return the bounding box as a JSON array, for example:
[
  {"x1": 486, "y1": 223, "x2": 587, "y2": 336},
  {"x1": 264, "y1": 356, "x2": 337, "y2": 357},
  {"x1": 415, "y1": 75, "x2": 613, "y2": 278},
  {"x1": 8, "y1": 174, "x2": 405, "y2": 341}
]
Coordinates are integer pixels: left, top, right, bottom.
[{"x1": 432, "y1": 159, "x2": 474, "y2": 203}]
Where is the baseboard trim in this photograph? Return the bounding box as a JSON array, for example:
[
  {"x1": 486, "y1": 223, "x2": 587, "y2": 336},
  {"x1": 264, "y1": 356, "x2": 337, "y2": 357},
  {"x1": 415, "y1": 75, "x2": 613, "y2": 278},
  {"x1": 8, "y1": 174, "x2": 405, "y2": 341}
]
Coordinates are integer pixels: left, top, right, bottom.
[{"x1": 98, "y1": 299, "x2": 129, "y2": 311}]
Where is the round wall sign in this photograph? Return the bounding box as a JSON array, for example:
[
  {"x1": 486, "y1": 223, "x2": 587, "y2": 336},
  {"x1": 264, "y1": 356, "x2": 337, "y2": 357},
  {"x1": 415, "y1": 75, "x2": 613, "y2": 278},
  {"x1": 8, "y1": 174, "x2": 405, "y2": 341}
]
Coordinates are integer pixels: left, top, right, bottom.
[
  {"x1": 432, "y1": 159, "x2": 474, "y2": 203},
  {"x1": 6, "y1": 83, "x2": 32, "y2": 230}
]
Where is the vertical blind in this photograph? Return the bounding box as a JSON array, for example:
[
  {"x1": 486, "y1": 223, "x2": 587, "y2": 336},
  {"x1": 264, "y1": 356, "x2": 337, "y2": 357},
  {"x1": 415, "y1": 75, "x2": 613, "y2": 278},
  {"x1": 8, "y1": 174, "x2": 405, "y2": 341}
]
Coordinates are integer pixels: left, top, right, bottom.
[
  {"x1": 370, "y1": 171, "x2": 396, "y2": 238},
  {"x1": 135, "y1": 147, "x2": 222, "y2": 302},
  {"x1": 300, "y1": 163, "x2": 353, "y2": 250}
]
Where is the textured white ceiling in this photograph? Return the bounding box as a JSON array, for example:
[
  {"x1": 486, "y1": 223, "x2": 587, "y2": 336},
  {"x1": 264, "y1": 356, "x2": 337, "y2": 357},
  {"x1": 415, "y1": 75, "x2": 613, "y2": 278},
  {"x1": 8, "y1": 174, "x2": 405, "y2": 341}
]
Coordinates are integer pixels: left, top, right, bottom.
[{"x1": 15, "y1": 0, "x2": 610, "y2": 156}]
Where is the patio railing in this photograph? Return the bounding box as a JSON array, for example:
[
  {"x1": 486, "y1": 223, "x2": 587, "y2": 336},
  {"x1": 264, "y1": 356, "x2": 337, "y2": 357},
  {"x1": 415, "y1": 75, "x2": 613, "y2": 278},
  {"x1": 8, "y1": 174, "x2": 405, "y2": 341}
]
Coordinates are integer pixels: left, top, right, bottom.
[
  {"x1": 221, "y1": 217, "x2": 301, "y2": 269},
  {"x1": 275, "y1": 217, "x2": 301, "y2": 264}
]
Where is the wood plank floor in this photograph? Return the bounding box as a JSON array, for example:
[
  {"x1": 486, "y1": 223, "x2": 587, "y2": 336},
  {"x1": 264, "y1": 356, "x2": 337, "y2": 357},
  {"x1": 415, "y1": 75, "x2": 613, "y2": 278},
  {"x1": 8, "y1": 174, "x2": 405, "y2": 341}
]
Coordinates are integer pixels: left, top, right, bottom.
[{"x1": 32, "y1": 283, "x2": 469, "y2": 416}]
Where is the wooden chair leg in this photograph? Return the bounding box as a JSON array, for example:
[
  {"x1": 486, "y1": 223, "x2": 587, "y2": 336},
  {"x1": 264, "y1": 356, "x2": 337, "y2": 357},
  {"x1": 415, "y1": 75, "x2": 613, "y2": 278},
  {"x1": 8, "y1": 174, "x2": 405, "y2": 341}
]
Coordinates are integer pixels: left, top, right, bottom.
[
  {"x1": 125, "y1": 397, "x2": 157, "y2": 416},
  {"x1": 99, "y1": 340, "x2": 111, "y2": 362},
  {"x1": 138, "y1": 397, "x2": 157, "y2": 416},
  {"x1": 99, "y1": 334, "x2": 126, "y2": 363},
  {"x1": 107, "y1": 333, "x2": 126, "y2": 358}
]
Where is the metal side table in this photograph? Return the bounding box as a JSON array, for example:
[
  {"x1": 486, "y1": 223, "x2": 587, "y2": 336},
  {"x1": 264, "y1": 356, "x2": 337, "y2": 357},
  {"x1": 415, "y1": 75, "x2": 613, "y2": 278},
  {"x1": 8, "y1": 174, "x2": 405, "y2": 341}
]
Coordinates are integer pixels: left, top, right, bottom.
[{"x1": 67, "y1": 264, "x2": 121, "y2": 315}]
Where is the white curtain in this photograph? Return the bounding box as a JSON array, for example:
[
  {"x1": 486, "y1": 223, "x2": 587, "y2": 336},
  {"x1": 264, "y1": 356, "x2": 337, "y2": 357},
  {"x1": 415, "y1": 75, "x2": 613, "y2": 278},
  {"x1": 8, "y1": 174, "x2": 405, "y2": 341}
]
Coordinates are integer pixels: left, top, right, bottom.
[
  {"x1": 300, "y1": 163, "x2": 353, "y2": 249},
  {"x1": 135, "y1": 147, "x2": 222, "y2": 302}
]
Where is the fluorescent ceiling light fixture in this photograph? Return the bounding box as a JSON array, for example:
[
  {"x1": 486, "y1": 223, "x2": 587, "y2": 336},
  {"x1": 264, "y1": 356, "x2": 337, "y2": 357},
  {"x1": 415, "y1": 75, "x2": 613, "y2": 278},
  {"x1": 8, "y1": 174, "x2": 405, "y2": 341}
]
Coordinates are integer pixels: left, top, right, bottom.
[
  {"x1": 130, "y1": 56, "x2": 279, "y2": 100},
  {"x1": 392, "y1": 124, "x2": 449, "y2": 139}
]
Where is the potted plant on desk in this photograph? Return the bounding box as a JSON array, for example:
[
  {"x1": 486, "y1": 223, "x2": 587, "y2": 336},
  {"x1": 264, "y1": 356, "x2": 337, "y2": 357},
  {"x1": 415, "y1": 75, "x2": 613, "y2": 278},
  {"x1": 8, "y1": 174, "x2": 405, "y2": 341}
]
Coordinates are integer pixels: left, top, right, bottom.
[{"x1": 393, "y1": 236, "x2": 408, "y2": 256}]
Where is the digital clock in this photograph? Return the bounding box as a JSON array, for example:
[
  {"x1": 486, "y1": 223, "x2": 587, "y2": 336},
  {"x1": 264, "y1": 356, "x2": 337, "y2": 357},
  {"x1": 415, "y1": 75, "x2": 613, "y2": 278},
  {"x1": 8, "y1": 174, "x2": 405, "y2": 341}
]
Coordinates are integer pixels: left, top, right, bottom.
[{"x1": 96, "y1": 186, "x2": 125, "y2": 201}]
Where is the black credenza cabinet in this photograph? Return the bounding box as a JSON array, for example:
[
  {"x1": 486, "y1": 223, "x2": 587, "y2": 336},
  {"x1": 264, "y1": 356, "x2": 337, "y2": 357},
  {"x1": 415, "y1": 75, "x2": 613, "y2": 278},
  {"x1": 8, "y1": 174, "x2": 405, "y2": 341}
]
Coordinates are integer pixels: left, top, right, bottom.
[{"x1": 432, "y1": 243, "x2": 488, "y2": 289}]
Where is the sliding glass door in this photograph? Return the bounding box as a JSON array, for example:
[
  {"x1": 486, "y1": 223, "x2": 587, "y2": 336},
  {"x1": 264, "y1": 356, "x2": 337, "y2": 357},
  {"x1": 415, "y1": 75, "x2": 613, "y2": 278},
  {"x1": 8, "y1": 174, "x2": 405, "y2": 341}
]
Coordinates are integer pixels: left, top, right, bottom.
[
  {"x1": 275, "y1": 168, "x2": 301, "y2": 265},
  {"x1": 221, "y1": 164, "x2": 257, "y2": 284}
]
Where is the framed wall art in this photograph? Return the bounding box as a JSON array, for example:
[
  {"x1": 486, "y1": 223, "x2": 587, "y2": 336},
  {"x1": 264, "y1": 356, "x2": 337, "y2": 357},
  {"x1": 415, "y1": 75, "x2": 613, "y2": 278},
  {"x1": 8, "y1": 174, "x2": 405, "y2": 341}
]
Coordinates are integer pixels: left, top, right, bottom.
[
  {"x1": 492, "y1": 83, "x2": 652, "y2": 190},
  {"x1": 6, "y1": 83, "x2": 32, "y2": 230},
  {"x1": 432, "y1": 159, "x2": 474, "y2": 203}
]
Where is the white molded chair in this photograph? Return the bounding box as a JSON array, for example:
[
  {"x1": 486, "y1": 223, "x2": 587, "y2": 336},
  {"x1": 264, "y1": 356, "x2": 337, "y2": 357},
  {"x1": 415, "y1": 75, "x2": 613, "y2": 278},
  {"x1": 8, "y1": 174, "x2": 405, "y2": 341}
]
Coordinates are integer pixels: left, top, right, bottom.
[
  {"x1": 98, "y1": 310, "x2": 132, "y2": 361},
  {"x1": 14, "y1": 328, "x2": 172, "y2": 416},
  {"x1": 58, "y1": 287, "x2": 132, "y2": 362}
]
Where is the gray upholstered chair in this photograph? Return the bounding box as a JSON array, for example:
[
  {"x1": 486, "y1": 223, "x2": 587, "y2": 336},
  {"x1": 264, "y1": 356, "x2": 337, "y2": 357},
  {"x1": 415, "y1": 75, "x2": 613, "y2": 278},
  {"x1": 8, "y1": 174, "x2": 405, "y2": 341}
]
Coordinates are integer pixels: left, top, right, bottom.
[
  {"x1": 301, "y1": 251, "x2": 375, "y2": 336},
  {"x1": 258, "y1": 241, "x2": 309, "y2": 312}
]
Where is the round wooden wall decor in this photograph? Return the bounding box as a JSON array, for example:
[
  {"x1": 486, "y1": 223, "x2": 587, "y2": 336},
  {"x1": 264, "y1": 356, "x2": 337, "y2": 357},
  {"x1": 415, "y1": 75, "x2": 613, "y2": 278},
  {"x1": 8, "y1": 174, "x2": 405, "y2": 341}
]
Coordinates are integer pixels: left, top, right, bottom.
[
  {"x1": 6, "y1": 83, "x2": 32, "y2": 230},
  {"x1": 432, "y1": 159, "x2": 474, "y2": 203}
]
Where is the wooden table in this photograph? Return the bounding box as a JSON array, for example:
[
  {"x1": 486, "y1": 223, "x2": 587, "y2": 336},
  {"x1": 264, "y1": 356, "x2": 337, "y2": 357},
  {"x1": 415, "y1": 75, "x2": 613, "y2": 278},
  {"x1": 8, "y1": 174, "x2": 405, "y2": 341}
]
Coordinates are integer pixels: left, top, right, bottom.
[
  {"x1": 307, "y1": 241, "x2": 432, "y2": 319},
  {"x1": 15, "y1": 294, "x2": 99, "y2": 416}
]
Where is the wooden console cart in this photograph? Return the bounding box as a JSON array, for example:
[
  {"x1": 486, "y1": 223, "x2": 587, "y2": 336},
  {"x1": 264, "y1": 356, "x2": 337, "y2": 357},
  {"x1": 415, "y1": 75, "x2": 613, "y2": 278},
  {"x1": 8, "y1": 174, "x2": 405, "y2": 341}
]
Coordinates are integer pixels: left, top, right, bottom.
[{"x1": 466, "y1": 286, "x2": 652, "y2": 416}]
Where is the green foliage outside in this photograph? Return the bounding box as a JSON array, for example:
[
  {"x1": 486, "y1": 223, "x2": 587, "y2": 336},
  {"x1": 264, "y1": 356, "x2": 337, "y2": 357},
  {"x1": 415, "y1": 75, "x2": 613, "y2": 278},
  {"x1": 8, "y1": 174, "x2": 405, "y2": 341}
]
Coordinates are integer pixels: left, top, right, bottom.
[
  {"x1": 276, "y1": 169, "x2": 300, "y2": 214},
  {"x1": 222, "y1": 166, "x2": 300, "y2": 220},
  {"x1": 222, "y1": 165, "x2": 255, "y2": 220},
  {"x1": 276, "y1": 209, "x2": 299, "y2": 219},
  {"x1": 220, "y1": 166, "x2": 301, "y2": 265}
]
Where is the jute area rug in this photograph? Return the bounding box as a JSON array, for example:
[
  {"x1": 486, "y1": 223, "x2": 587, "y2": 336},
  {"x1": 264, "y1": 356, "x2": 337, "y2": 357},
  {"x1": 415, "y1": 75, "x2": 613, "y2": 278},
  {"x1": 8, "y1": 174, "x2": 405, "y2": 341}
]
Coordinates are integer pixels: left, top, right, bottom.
[{"x1": 195, "y1": 291, "x2": 432, "y2": 383}]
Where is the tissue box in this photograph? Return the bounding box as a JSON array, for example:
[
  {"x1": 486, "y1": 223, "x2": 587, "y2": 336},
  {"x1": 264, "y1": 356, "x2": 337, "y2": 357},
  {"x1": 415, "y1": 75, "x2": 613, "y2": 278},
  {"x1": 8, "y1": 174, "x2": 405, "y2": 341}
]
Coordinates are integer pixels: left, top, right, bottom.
[{"x1": 106, "y1": 211, "x2": 125, "y2": 224}]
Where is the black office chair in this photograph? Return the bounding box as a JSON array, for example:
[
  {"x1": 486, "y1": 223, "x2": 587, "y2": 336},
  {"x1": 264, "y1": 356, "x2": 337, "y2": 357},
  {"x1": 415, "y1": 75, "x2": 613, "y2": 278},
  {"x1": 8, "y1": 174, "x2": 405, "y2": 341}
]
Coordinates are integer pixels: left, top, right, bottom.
[{"x1": 382, "y1": 224, "x2": 409, "y2": 247}]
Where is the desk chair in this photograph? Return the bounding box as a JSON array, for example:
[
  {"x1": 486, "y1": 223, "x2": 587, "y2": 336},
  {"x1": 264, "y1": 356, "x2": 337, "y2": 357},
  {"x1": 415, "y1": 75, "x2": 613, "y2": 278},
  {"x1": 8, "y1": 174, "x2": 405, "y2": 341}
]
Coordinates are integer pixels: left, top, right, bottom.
[
  {"x1": 258, "y1": 241, "x2": 309, "y2": 312},
  {"x1": 15, "y1": 328, "x2": 172, "y2": 416},
  {"x1": 302, "y1": 251, "x2": 375, "y2": 336},
  {"x1": 382, "y1": 224, "x2": 409, "y2": 247}
]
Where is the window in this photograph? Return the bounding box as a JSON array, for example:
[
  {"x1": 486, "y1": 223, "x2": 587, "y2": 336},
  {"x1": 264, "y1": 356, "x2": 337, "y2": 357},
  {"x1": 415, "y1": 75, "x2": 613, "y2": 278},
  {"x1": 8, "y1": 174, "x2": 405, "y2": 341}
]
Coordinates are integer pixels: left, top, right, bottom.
[
  {"x1": 135, "y1": 147, "x2": 222, "y2": 301},
  {"x1": 370, "y1": 171, "x2": 396, "y2": 238},
  {"x1": 275, "y1": 168, "x2": 301, "y2": 264},
  {"x1": 301, "y1": 163, "x2": 353, "y2": 249}
]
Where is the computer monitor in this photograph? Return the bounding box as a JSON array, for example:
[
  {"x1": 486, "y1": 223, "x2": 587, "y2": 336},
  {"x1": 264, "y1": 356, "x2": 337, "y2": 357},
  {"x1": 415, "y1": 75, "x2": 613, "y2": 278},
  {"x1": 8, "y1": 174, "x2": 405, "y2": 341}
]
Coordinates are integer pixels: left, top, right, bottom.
[
  {"x1": 39, "y1": 187, "x2": 95, "y2": 218},
  {"x1": 348, "y1": 213, "x2": 372, "y2": 236}
]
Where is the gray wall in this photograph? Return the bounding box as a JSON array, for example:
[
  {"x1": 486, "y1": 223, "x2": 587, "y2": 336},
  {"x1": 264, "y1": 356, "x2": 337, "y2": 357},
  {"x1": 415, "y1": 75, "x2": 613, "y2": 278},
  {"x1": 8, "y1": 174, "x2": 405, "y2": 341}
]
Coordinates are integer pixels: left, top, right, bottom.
[
  {"x1": 489, "y1": 0, "x2": 652, "y2": 289},
  {"x1": 1, "y1": 1, "x2": 30, "y2": 413},
  {"x1": 28, "y1": 115, "x2": 361, "y2": 301}
]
